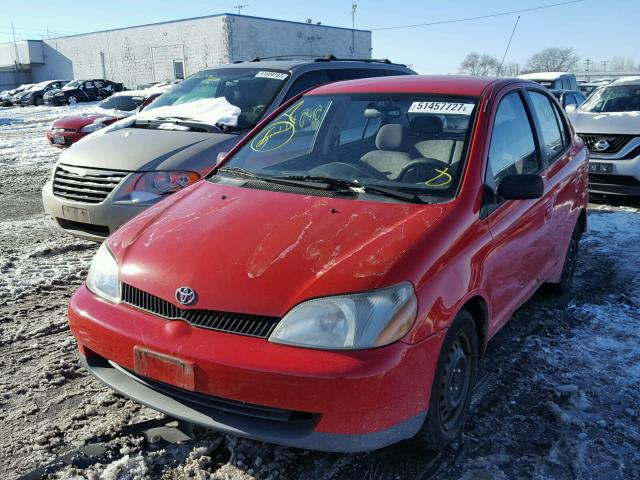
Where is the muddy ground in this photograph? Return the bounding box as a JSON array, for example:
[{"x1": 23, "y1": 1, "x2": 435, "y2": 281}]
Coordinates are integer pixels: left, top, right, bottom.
[{"x1": 1, "y1": 104, "x2": 639, "y2": 479}]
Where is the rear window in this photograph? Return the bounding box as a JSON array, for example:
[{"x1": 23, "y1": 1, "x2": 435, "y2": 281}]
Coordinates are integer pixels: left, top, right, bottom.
[{"x1": 99, "y1": 95, "x2": 146, "y2": 111}]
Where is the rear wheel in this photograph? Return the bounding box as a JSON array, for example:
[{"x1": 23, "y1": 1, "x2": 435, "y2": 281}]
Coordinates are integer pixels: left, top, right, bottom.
[
  {"x1": 548, "y1": 223, "x2": 580, "y2": 294},
  {"x1": 67, "y1": 95, "x2": 77, "y2": 105},
  {"x1": 411, "y1": 310, "x2": 478, "y2": 450}
]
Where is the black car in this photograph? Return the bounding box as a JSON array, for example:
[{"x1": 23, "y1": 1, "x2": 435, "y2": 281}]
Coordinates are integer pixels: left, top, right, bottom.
[
  {"x1": 550, "y1": 89, "x2": 587, "y2": 111},
  {"x1": 43, "y1": 79, "x2": 125, "y2": 106},
  {"x1": 12, "y1": 80, "x2": 69, "y2": 106},
  {"x1": 0, "y1": 83, "x2": 34, "y2": 107}
]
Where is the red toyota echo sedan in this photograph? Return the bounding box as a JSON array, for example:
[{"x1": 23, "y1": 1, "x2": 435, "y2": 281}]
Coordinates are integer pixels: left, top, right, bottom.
[{"x1": 68, "y1": 75, "x2": 588, "y2": 452}]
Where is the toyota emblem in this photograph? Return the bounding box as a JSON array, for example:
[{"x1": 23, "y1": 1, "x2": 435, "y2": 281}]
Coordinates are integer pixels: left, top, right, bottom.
[
  {"x1": 175, "y1": 286, "x2": 197, "y2": 306},
  {"x1": 594, "y1": 139, "x2": 610, "y2": 151}
]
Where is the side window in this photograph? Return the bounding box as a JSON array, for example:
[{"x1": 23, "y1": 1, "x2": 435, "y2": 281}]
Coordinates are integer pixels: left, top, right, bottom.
[
  {"x1": 84, "y1": 81, "x2": 95, "y2": 89},
  {"x1": 487, "y1": 92, "x2": 539, "y2": 186},
  {"x1": 528, "y1": 91, "x2": 565, "y2": 163},
  {"x1": 575, "y1": 93, "x2": 586, "y2": 106},
  {"x1": 94, "y1": 81, "x2": 105, "y2": 88},
  {"x1": 283, "y1": 70, "x2": 331, "y2": 101}
]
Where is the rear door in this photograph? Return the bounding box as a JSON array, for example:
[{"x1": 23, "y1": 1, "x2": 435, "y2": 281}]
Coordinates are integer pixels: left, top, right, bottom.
[
  {"x1": 482, "y1": 87, "x2": 553, "y2": 334},
  {"x1": 524, "y1": 88, "x2": 578, "y2": 273}
]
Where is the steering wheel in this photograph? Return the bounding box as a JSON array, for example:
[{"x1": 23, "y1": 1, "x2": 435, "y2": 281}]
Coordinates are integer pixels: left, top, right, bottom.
[{"x1": 398, "y1": 158, "x2": 453, "y2": 184}]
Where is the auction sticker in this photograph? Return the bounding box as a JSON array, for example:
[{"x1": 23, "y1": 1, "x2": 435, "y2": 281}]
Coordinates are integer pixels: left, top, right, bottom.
[
  {"x1": 255, "y1": 71, "x2": 289, "y2": 80},
  {"x1": 409, "y1": 101, "x2": 475, "y2": 115}
]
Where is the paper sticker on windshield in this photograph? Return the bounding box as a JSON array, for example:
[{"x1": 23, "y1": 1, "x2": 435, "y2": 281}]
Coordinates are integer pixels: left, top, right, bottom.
[
  {"x1": 255, "y1": 71, "x2": 288, "y2": 81},
  {"x1": 409, "y1": 102, "x2": 475, "y2": 115}
]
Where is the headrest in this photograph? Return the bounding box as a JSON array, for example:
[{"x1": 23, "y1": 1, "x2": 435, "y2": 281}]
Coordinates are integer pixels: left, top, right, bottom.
[
  {"x1": 410, "y1": 115, "x2": 444, "y2": 136},
  {"x1": 375, "y1": 124, "x2": 404, "y2": 150}
]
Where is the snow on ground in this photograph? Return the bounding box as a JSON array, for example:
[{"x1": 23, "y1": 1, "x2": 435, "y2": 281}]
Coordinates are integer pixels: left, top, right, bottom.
[{"x1": 0, "y1": 104, "x2": 639, "y2": 479}]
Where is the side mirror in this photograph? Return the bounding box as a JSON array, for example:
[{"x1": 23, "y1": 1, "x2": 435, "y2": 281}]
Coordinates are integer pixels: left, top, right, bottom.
[
  {"x1": 216, "y1": 151, "x2": 228, "y2": 165},
  {"x1": 565, "y1": 104, "x2": 577, "y2": 114},
  {"x1": 497, "y1": 174, "x2": 544, "y2": 200}
]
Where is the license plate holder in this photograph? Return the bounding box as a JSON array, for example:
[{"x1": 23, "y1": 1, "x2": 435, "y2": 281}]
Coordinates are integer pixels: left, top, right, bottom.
[
  {"x1": 61, "y1": 205, "x2": 90, "y2": 223},
  {"x1": 133, "y1": 347, "x2": 195, "y2": 391},
  {"x1": 53, "y1": 135, "x2": 66, "y2": 145},
  {"x1": 589, "y1": 162, "x2": 613, "y2": 173}
]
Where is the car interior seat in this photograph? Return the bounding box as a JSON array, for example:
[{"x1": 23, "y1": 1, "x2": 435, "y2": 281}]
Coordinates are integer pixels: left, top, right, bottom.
[
  {"x1": 410, "y1": 116, "x2": 464, "y2": 168},
  {"x1": 360, "y1": 124, "x2": 413, "y2": 179}
]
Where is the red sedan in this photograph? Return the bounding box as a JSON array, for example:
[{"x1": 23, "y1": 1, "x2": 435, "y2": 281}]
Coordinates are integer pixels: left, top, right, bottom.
[
  {"x1": 68, "y1": 75, "x2": 588, "y2": 452},
  {"x1": 47, "y1": 91, "x2": 160, "y2": 147}
]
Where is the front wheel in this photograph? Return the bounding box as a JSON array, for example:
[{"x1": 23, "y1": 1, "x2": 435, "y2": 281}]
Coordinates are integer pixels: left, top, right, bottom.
[
  {"x1": 67, "y1": 95, "x2": 77, "y2": 105},
  {"x1": 411, "y1": 310, "x2": 478, "y2": 450},
  {"x1": 34, "y1": 96, "x2": 43, "y2": 106}
]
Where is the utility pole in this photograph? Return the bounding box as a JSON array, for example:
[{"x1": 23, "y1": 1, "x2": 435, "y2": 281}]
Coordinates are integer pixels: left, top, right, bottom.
[
  {"x1": 234, "y1": 4, "x2": 248, "y2": 15},
  {"x1": 601, "y1": 60, "x2": 608, "y2": 72},
  {"x1": 11, "y1": 22, "x2": 20, "y2": 72},
  {"x1": 584, "y1": 59, "x2": 592, "y2": 71},
  {"x1": 350, "y1": 1, "x2": 357, "y2": 54}
]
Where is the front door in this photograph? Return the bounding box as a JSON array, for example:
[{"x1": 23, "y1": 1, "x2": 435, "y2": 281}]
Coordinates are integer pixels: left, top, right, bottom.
[{"x1": 482, "y1": 88, "x2": 554, "y2": 335}]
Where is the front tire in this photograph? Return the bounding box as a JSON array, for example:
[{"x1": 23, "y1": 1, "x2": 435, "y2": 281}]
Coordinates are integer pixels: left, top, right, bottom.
[
  {"x1": 67, "y1": 95, "x2": 77, "y2": 105},
  {"x1": 411, "y1": 310, "x2": 478, "y2": 450},
  {"x1": 548, "y1": 223, "x2": 580, "y2": 294},
  {"x1": 35, "y1": 96, "x2": 43, "y2": 106}
]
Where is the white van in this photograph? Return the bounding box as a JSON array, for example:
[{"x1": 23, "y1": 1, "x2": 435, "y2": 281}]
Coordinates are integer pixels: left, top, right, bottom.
[{"x1": 518, "y1": 72, "x2": 578, "y2": 90}]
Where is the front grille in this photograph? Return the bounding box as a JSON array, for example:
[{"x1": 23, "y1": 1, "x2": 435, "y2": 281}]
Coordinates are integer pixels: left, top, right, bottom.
[
  {"x1": 53, "y1": 164, "x2": 128, "y2": 204},
  {"x1": 589, "y1": 174, "x2": 640, "y2": 187},
  {"x1": 121, "y1": 283, "x2": 280, "y2": 338},
  {"x1": 580, "y1": 134, "x2": 634, "y2": 154},
  {"x1": 56, "y1": 218, "x2": 109, "y2": 237},
  {"x1": 114, "y1": 362, "x2": 318, "y2": 424}
]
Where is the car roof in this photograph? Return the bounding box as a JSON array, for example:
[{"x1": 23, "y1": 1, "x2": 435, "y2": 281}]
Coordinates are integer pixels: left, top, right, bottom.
[
  {"x1": 202, "y1": 59, "x2": 412, "y2": 74},
  {"x1": 518, "y1": 72, "x2": 573, "y2": 81},
  {"x1": 309, "y1": 75, "x2": 505, "y2": 97},
  {"x1": 609, "y1": 76, "x2": 640, "y2": 86}
]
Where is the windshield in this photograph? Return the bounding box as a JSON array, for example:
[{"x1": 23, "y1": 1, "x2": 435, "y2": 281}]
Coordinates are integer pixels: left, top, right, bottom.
[
  {"x1": 146, "y1": 68, "x2": 289, "y2": 130},
  {"x1": 98, "y1": 95, "x2": 145, "y2": 111},
  {"x1": 217, "y1": 93, "x2": 478, "y2": 201},
  {"x1": 579, "y1": 85, "x2": 640, "y2": 113},
  {"x1": 64, "y1": 80, "x2": 83, "y2": 89},
  {"x1": 30, "y1": 81, "x2": 51, "y2": 91}
]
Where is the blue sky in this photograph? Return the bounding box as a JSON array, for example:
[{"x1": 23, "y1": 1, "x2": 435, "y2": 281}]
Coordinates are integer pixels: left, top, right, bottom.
[{"x1": 1, "y1": 0, "x2": 637, "y2": 74}]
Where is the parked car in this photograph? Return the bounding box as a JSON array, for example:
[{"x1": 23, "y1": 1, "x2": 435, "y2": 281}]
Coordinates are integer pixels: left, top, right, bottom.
[
  {"x1": 0, "y1": 83, "x2": 34, "y2": 106},
  {"x1": 47, "y1": 90, "x2": 163, "y2": 148},
  {"x1": 519, "y1": 72, "x2": 578, "y2": 90},
  {"x1": 550, "y1": 89, "x2": 586, "y2": 111},
  {"x1": 43, "y1": 79, "x2": 124, "y2": 105},
  {"x1": 568, "y1": 76, "x2": 640, "y2": 196},
  {"x1": 68, "y1": 75, "x2": 588, "y2": 452},
  {"x1": 12, "y1": 80, "x2": 69, "y2": 106},
  {"x1": 42, "y1": 58, "x2": 415, "y2": 240},
  {"x1": 578, "y1": 82, "x2": 604, "y2": 97}
]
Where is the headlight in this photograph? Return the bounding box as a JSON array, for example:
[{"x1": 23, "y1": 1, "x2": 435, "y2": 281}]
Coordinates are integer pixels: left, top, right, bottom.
[
  {"x1": 134, "y1": 171, "x2": 200, "y2": 195},
  {"x1": 86, "y1": 243, "x2": 120, "y2": 303},
  {"x1": 80, "y1": 122, "x2": 106, "y2": 133},
  {"x1": 269, "y1": 283, "x2": 417, "y2": 350}
]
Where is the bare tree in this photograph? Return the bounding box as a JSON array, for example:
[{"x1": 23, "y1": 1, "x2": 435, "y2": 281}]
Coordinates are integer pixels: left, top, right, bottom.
[
  {"x1": 609, "y1": 56, "x2": 638, "y2": 72},
  {"x1": 500, "y1": 61, "x2": 520, "y2": 76},
  {"x1": 525, "y1": 47, "x2": 579, "y2": 72},
  {"x1": 459, "y1": 52, "x2": 500, "y2": 76}
]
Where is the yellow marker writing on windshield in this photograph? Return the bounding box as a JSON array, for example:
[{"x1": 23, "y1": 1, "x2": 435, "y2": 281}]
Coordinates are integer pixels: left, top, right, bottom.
[{"x1": 425, "y1": 167, "x2": 452, "y2": 187}]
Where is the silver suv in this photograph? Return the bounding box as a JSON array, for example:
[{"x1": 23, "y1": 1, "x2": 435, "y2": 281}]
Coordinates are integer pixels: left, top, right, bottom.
[
  {"x1": 568, "y1": 76, "x2": 640, "y2": 196},
  {"x1": 42, "y1": 58, "x2": 415, "y2": 241}
]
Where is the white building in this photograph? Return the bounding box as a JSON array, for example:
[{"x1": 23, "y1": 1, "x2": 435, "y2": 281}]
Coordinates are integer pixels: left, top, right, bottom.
[{"x1": 0, "y1": 13, "x2": 372, "y2": 90}]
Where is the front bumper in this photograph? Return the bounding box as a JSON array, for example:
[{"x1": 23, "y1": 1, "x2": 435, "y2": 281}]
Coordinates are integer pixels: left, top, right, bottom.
[
  {"x1": 589, "y1": 152, "x2": 640, "y2": 196},
  {"x1": 44, "y1": 96, "x2": 66, "y2": 105},
  {"x1": 46, "y1": 130, "x2": 87, "y2": 148},
  {"x1": 69, "y1": 285, "x2": 444, "y2": 452},
  {"x1": 42, "y1": 178, "x2": 154, "y2": 241}
]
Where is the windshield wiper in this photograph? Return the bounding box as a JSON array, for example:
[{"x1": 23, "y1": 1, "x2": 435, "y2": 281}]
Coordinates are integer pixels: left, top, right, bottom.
[
  {"x1": 216, "y1": 166, "x2": 261, "y2": 179},
  {"x1": 215, "y1": 122, "x2": 251, "y2": 135},
  {"x1": 268, "y1": 175, "x2": 428, "y2": 204}
]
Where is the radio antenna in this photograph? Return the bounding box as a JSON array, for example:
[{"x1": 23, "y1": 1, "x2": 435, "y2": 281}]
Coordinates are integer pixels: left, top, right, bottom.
[{"x1": 483, "y1": 15, "x2": 520, "y2": 112}]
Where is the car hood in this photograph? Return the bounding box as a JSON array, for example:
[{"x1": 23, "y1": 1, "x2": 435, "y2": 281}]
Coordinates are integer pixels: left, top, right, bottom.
[
  {"x1": 569, "y1": 110, "x2": 640, "y2": 135},
  {"x1": 53, "y1": 113, "x2": 110, "y2": 129},
  {"x1": 58, "y1": 128, "x2": 240, "y2": 173},
  {"x1": 109, "y1": 181, "x2": 446, "y2": 317}
]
